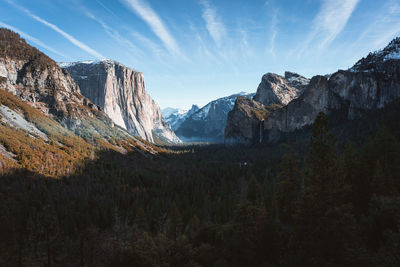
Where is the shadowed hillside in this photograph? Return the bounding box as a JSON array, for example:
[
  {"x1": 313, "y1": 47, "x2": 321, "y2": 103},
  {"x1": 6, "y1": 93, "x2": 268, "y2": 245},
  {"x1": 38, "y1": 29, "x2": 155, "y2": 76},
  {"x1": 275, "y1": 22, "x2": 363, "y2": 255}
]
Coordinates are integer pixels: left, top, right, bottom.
[{"x1": 1, "y1": 111, "x2": 400, "y2": 266}]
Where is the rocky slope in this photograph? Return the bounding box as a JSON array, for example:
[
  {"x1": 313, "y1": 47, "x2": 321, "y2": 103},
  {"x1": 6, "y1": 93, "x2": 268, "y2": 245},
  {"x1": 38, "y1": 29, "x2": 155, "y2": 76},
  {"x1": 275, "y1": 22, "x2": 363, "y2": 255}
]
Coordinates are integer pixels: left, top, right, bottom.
[
  {"x1": 226, "y1": 37, "x2": 400, "y2": 144},
  {"x1": 225, "y1": 72, "x2": 308, "y2": 143},
  {"x1": 0, "y1": 30, "x2": 99, "y2": 127},
  {"x1": 162, "y1": 104, "x2": 199, "y2": 131},
  {"x1": 175, "y1": 92, "x2": 254, "y2": 142},
  {"x1": 0, "y1": 28, "x2": 160, "y2": 176},
  {"x1": 59, "y1": 60, "x2": 181, "y2": 144}
]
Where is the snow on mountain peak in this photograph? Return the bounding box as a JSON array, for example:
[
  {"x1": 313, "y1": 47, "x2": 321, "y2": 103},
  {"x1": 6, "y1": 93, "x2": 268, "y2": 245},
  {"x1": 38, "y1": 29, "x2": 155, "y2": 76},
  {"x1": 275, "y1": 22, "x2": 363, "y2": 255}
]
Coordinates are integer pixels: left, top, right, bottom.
[
  {"x1": 58, "y1": 60, "x2": 101, "y2": 68},
  {"x1": 191, "y1": 92, "x2": 254, "y2": 120},
  {"x1": 162, "y1": 105, "x2": 200, "y2": 131},
  {"x1": 350, "y1": 37, "x2": 400, "y2": 72}
]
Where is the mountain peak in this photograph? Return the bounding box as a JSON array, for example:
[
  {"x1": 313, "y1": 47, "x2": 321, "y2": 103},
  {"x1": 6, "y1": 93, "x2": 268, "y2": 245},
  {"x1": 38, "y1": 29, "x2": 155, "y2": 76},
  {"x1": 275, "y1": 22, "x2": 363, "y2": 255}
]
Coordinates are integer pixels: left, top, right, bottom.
[
  {"x1": 254, "y1": 71, "x2": 309, "y2": 106},
  {"x1": 350, "y1": 36, "x2": 400, "y2": 72},
  {"x1": 189, "y1": 104, "x2": 200, "y2": 113},
  {"x1": 284, "y1": 71, "x2": 301, "y2": 79}
]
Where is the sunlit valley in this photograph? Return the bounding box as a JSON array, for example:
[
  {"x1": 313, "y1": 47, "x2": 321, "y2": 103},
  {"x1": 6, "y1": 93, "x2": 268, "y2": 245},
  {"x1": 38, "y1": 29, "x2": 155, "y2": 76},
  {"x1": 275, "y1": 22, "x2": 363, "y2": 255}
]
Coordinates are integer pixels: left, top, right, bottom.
[{"x1": 1, "y1": 0, "x2": 400, "y2": 266}]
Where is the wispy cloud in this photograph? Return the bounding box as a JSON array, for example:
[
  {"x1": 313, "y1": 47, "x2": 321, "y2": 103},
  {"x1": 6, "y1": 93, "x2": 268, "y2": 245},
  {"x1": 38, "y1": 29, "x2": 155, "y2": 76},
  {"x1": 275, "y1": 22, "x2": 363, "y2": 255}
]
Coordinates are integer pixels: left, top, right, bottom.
[
  {"x1": 95, "y1": 0, "x2": 118, "y2": 18},
  {"x1": 346, "y1": 0, "x2": 400, "y2": 64},
  {"x1": 130, "y1": 31, "x2": 165, "y2": 57},
  {"x1": 268, "y1": 9, "x2": 279, "y2": 58},
  {"x1": 0, "y1": 22, "x2": 69, "y2": 59},
  {"x1": 187, "y1": 23, "x2": 222, "y2": 64},
  {"x1": 357, "y1": 0, "x2": 400, "y2": 49},
  {"x1": 299, "y1": 0, "x2": 360, "y2": 55},
  {"x1": 239, "y1": 29, "x2": 248, "y2": 52},
  {"x1": 6, "y1": 0, "x2": 104, "y2": 59},
  {"x1": 121, "y1": 0, "x2": 182, "y2": 58},
  {"x1": 84, "y1": 11, "x2": 144, "y2": 56},
  {"x1": 199, "y1": 0, "x2": 227, "y2": 48}
]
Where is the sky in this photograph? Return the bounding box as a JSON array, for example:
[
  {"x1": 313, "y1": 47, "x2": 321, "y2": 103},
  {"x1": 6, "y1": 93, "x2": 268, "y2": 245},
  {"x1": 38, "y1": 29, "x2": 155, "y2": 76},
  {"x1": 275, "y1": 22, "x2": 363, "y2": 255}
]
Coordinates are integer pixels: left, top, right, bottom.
[{"x1": 1, "y1": 0, "x2": 400, "y2": 109}]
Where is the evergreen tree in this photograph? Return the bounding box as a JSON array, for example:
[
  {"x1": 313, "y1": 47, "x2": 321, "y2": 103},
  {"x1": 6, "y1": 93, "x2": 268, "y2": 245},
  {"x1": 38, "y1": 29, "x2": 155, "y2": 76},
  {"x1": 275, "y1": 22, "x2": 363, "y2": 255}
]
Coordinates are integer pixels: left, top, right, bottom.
[
  {"x1": 295, "y1": 112, "x2": 357, "y2": 265},
  {"x1": 168, "y1": 202, "x2": 183, "y2": 241},
  {"x1": 276, "y1": 150, "x2": 303, "y2": 224}
]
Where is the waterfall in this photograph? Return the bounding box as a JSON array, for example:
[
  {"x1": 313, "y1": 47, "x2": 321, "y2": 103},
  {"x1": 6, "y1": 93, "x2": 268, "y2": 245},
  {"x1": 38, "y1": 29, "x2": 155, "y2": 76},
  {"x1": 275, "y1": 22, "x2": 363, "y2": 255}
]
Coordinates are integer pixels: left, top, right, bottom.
[{"x1": 259, "y1": 120, "x2": 264, "y2": 144}]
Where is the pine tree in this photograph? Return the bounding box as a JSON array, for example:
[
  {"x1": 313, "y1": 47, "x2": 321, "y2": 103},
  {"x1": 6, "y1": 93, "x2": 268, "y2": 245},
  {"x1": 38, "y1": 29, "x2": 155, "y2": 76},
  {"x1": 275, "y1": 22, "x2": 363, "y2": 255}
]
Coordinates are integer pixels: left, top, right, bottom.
[
  {"x1": 295, "y1": 112, "x2": 357, "y2": 265},
  {"x1": 276, "y1": 150, "x2": 303, "y2": 224},
  {"x1": 305, "y1": 112, "x2": 342, "y2": 215},
  {"x1": 168, "y1": 202, "x2": 183, "y2": 241}
]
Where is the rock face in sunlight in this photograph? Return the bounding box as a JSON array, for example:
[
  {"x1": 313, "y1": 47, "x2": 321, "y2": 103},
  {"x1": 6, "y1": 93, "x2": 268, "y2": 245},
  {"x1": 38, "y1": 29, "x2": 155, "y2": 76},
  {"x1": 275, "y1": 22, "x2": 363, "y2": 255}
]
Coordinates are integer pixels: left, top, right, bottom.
[
  {"x1": 60, "y1": 60, "x2": 181, "y2": 145},
  {"x1": 0, "y1": 28, "x2": 162, "y2": 176},
  {"x1": 175, "y1": 92, "x2": 255, "y2": 142},
  {"x1": 0, "y1": 28, "x2": 104, "y2": 130},
  {"x1": 254, "y1": 72, "x2": 309, "y2": 106},
  {"x1": 225, "y1": 37, "x2": 400, "y2": 144}
]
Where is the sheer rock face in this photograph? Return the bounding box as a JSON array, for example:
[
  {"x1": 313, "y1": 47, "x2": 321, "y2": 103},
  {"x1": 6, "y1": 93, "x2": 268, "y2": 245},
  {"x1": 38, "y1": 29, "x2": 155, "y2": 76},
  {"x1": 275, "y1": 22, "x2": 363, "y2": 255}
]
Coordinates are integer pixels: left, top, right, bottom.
[
  {"x1": 61, "y1": 60, "x2": 181, "y2": 144},
  {"x1": 263, "y1": 61, "x2": 400, "y2": 142},
  {"x1": 262, "y1": 76, "x2": 340, "y2": 142},
  {"x1": 224, "y1": 97, "x2": 280, "y2": 144},
  {"x1": 253, "y1": 72, "x2": 309, "y2": 106},
  {"x1": 0, "y1": 29, "x2": 148, "y2": 146},
  {"x1": 225, "y1": 71, "x2": 307, "y2": 143}
]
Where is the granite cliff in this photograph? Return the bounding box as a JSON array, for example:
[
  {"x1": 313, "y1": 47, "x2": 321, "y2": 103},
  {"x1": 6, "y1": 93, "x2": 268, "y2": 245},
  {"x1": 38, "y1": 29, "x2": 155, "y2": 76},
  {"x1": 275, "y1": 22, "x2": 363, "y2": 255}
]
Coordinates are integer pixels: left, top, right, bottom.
[
  {"x1": 253, "y1": 72, "x2": 309, "y2": 106},
  {"x1": 262, "y1": 38, "x2": 400, "y2": 142},
  {"x1": 0, "y1": 28, "x2": 160, "y2": 177},
  {"x1": 60, "y1": 60, "x2": 181, "y2": 144},
  {"x1": 225, "y1": 37, "x2": 400, "y2": 144},
  {"x1": 224, "y1": 97, "x2": 282, "y2": 144},
  {"x1": 225, "y1": 72, "x2": 308, "y2": 143}
]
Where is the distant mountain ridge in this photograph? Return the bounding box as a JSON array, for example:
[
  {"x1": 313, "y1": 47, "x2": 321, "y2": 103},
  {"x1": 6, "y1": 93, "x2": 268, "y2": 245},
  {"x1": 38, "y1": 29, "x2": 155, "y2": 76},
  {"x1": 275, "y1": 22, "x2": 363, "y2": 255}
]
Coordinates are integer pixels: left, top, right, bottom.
[
  {"x1": 170, "y1": 92, "x2": 254, "y2": 142},
  {"x1": 162, "y1": 105, "x2": 199, "y2": 131}
]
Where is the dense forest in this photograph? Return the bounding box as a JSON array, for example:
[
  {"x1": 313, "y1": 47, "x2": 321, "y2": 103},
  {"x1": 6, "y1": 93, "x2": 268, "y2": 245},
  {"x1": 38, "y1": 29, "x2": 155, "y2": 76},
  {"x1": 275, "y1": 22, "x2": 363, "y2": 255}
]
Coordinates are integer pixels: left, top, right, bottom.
[{"x1": 0, "y1": 111, "x2": 399, "y2": 267}]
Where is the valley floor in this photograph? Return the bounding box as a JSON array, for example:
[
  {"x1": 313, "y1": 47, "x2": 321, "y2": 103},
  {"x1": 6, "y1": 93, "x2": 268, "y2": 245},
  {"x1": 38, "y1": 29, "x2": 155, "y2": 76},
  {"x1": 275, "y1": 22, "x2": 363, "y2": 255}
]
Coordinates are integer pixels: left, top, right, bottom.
[{"x1": 1, "y1": 112, "x2": 400, "y2": 266}]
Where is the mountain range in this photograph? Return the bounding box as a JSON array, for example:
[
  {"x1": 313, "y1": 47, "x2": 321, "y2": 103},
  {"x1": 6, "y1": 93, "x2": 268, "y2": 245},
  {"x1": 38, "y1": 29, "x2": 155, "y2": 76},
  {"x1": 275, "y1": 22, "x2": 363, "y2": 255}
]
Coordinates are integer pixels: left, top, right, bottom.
[
  {"x1": 164, "y1": 92, "x2": 254, "y2": 142},
  {"x1": 225, "y1": 37, "x2": 400, "y2": 144},
  {"x1": 1, "y1": 26, "x2": 400, "y2": 162},
  {"x1": 1, "y1": 25, "x2": 400, "y2": 267},
  {"x1": 162, "y1": 104, "x2": 199, "y2": 131}
]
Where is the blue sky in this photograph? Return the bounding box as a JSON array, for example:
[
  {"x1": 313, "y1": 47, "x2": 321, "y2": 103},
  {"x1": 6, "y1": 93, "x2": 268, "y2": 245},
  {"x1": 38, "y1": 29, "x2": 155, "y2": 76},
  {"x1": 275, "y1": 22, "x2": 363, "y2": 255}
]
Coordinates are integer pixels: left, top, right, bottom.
[{"x1": 1, "y1": 0, "x2": 400, "y2": 109}]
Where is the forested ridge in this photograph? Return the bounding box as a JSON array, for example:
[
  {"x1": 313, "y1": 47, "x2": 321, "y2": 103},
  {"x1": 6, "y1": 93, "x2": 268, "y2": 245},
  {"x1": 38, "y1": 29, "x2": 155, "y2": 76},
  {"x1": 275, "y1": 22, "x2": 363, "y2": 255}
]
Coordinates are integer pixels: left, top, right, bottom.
[{"x1": 1, "y1": 110, "x2": 400, "y2": 266}]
